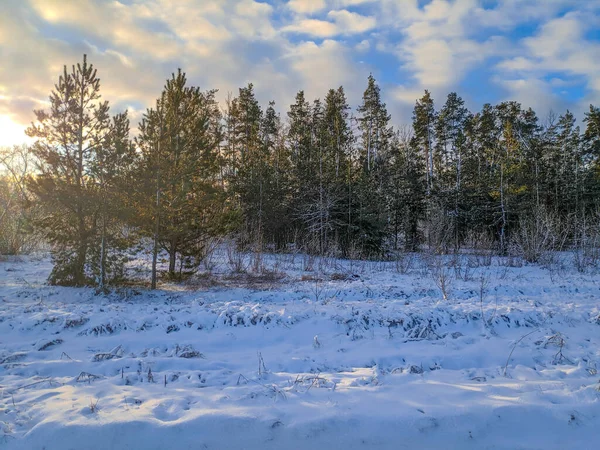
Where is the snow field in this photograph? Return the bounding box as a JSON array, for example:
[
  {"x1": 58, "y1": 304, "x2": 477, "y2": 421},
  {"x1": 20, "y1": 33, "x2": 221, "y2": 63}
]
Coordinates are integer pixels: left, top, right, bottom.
[{"x1": 0, "y1": 252, "x2": 599, "y2": 449}]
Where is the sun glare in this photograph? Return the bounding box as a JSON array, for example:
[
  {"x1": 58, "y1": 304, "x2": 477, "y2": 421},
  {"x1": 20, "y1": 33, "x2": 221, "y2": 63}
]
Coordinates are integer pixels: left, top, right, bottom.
[{"x1": 0, "y1": 115, "x2": 30, "y2": 147}]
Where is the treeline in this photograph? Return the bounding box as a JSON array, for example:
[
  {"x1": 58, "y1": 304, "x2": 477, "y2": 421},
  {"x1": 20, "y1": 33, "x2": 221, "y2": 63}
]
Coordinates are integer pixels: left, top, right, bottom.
[{"x1": 3, "y1": 55, "x2": 600, "y2": 287}]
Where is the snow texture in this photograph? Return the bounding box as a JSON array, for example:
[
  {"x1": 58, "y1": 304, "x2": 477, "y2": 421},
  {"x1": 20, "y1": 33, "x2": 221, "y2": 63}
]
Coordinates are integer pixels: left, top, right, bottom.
[{"x1": 0, "y1": 252, "x2": 599, "y2": 449}]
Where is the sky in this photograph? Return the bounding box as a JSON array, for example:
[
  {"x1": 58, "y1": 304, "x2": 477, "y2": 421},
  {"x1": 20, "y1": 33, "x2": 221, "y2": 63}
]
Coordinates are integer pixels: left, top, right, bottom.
[{"x1": 1, "y1": 0, "x2": 600, "y2": 146}]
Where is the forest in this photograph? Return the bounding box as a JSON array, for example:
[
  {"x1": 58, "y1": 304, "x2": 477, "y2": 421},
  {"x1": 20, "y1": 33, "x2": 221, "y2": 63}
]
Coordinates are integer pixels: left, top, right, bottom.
[{"x1": 1, "y1": 54, "x2": 600, "y2": 287}]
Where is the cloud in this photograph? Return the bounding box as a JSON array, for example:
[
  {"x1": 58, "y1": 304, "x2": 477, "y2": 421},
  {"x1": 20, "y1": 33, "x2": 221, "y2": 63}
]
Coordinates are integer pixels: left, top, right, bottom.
[
  {"x1": 327, "y1": 10, "x2": 376, "y2": 34},
  {"x1": 287, "y1": 39, "x2": 367, "y2": 100},
  {"x1": 288, "y1": 0, "x2": 326, "y2": 15},
  {"x1": 283, "y1": 9, "x2": 376, "y2": 37},
  {"x1": 381, "y1": 0, "x2": 508, "y2": 101},
  {"x1": 0, "y1": 0, "x2": 599, "y2": 145},
  {"x1": 355, "y1": 39, "x2": 370, "y2": 52},
  {"x1": 283, "y1": 19, "x2": 338, "y2": 37},
  {"x1": 28, "y1": 0, "x2": 182, "y2": 60},
  {"x1": 496, "y1": 11, "x2": 600, "y2": 110}
]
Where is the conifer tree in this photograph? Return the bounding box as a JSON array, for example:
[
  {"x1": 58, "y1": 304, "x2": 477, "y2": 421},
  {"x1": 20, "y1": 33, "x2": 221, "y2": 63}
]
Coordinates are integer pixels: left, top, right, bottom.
[
  {"x1": 323, "y1": 87, "x2": 354, "y2": 254},
  {"x1": 355, "y1": 75, "x2": 392, "y2": 255},
  {"x1": 136, "y1": 70, "x2": 225, "y2": 283},
  {"x1": 435, "y1": 93, "x2": 469, "y2": 249},
  {"x1": 27, "y1": 55, "x2": 115, "y2": 286},
  {"x1": 411, "y1": 91, "x2": 438, "y2": 249},
  {"x1": 389, "y1": 126, "x2": 425, "y2": 251},
  {"x1": 90, "y1": 111, "x2": 136, "y2": 289},
  {"x1": 261, "y1": 100, "x2": 290, "y2": 247},
  {"x1": 227, "y1": 84, "x2": 279, "y2": 251},
  {"x1": 583, "y1": 105, "x2": 600, "y2": 211},
  {"x1": 412, "y1": 91, "x2": 436, "y2": 194},
  {"x1": 287, "y1": 90, "x2": 314, "y2": 246}
]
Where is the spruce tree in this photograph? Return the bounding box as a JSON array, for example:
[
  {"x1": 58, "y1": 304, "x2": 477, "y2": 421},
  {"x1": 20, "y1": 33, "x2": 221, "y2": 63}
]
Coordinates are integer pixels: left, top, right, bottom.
[
  {"x1": 583, "y1": 105, "x2": 600, "y2": 212},
  {"x1": 323, "y1": 87, "x2": 354, "y2": 255},
  {"x1": 287, "y1": 90, "x2": 314, "y2": 248},
  {"x1": 389, "y1": 126, "x2": 425, "y2": 251},
  {"x1": 355, "y1": 75, "x2": 392, "y2": 256}
]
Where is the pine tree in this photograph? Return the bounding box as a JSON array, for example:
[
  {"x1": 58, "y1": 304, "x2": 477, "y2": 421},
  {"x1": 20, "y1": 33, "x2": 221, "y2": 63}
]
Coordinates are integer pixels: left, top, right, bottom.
[
  {"x1": 136, "y1": 70, "x2": 225, "y2": 283},
  {"x1": 411, "y1": 91, "x2": 438, "y2": 249},
  {"x1": 435, "y1": 93, "x2": 469, "y2": 249},
  {"x1": 26, "y1": 55, "x2": 114, "y2": 286},
  {"x1": 492, "y1": 101, "x2": 528, "y2": 252},
  {"x1": 412, "y1": 91, "x2": 436, "y2": 194},
  {"x1": 90, "y1": 111, "x2": 136, "y2": 289},
  {"x1": 555, "y1": 112, "x2": 582, "y2": 218}
]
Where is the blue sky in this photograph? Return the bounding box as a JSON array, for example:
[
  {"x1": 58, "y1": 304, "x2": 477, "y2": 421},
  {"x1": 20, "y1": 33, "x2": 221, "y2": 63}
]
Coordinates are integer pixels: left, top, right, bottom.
[{"x1": 1, "y1": 0, "x2": 599, "y2": 145}]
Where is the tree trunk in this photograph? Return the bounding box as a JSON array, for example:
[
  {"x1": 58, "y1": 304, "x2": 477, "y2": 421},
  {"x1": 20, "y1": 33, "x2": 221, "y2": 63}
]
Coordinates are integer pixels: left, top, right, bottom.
[
  {"x1": 168, "y1": 243, "x2": 177, "y2": 275},
  {"x1": 76, "y1": 213, "x2": 87, "y2": 285},
  {"x1": 100, "y1": 213, "x2": 106, "y2": 290}
]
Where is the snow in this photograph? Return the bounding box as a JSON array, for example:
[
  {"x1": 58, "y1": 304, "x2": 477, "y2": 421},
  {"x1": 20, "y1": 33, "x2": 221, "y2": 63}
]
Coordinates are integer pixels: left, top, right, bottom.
[{"x1": 0, "y1": 252, "x2": 599, "y2": 449}]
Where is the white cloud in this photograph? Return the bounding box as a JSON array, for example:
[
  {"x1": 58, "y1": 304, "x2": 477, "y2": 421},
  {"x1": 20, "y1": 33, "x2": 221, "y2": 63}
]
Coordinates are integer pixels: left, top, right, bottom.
[
  {"x1": 496, "y1": 11, "x2": 600, "y2": 110},
  {"x1": 283, "y1": 9, "x2": 376, "y2": 37},
  {"x1": 283, "y1": 19, "x2": 338, "y2": 37},
  {"x1": 355, "y1": 39, "x2": 370, "y2": 52},
  {"x1": 287, "y1": 40, "x2": 367, "y2": 101},
  {"x1": 384, "y1": 0, "x2": 506, "y2": 102},
  {"x1": 288, "y1": 0, "x2": 326, "y2": 15},
  {"x1": 1, "y1": 0, "x2": 599, "y2": 144},
  {"x1": 327, "y1": 10, "x2": 376, "y2": 34}
]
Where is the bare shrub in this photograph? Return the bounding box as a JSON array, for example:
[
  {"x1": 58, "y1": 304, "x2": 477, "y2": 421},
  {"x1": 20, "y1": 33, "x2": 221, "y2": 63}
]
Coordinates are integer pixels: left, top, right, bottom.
[
  {"x1": 201, "y1": 237, "x2": 222, "y2": 273},
  {"x1": 465, "y1": 230, "x2": 494, "y2": 266},
  {"x1": 426, "y1": 203, "x2": 454, "y2": 254},
  {"x1": 572, "y1": 212, "x2": 600, "y2": 272},
  {"x1": 503, "y1": 328, "x2": 541, "y2": 377},
  {"x1": 431, "y1": 257, "x2": 452, "y2": 301},
  {"x1": 330, "y1": 272, "x2": 350, "y2": 281},
  {"x1": 251, "y1": 249, "x2": 264, "y2": 273},
  {"x1": 0, "y1": 145, "x2": 43, "y2": 254},
  {"x1": 227, "y1": 244, "x2": 247, "y2": 273},
  {"x1": 302, "y1": 253, "x2": 315, "y2": 272},
  {"x1": 539, "y1": 252, "x2": 567, "y2": 281},
  {"x1": 257, "y1": 352, "x2": 268, "y2": 379},
  {"x1": 452, "y1": 255, "x2": 473, "y2": 282},
  {"x1": 89, "y1": 398, "x2": 99, "y2": 413},
  {"x1": 478, "y1": 272, "x2": 491, "y2": 327},
  {"x1": 499, "y1": 250, "x2": 523, "y2": 268},
  {"x1": 544, "y1": 332, "x2": 572, "y2": 365},
  {"x1": 513, "y1": 205, "x2": 565, "y2": 263},
  {"x1": 419, "y1": 252, "x2": 434, "y2": 277},
  {"x1": 311, "y1": 276, "x2": 325, "y2": 303},
  {"x1": 395, "y1": 252, "x2": 415, "y2": 275}
]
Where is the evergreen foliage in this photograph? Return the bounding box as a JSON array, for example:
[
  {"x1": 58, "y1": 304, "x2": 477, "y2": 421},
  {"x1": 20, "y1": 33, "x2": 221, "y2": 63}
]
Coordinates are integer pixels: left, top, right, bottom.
[{"x1": 18, "y1": 55, "x2": 600, "y2": 287}]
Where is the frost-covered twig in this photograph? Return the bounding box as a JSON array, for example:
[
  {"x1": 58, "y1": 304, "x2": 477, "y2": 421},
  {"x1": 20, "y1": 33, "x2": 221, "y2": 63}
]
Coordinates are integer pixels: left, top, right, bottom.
[
  {"x1": 76, "y1": 372, "x2": 102, "y2": 384},
  {"x1": 503, "y1": 329, "x2": 541, "y2": 376},
  {"x1": 544, "y1": 333, "x2": 572, "y2": 365},
  {"x1": 257, "y1": 352, "x2": 267, "y2": 378},
  {"x1": 7, "y1": 377, "x2": 54, "y2": 393}
]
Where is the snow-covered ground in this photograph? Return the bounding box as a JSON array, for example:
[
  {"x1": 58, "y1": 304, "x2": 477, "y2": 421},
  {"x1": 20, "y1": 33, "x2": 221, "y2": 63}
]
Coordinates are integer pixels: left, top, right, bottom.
[{"x1": 1, "y1": 251, "x2": 599, "y2": 449}]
